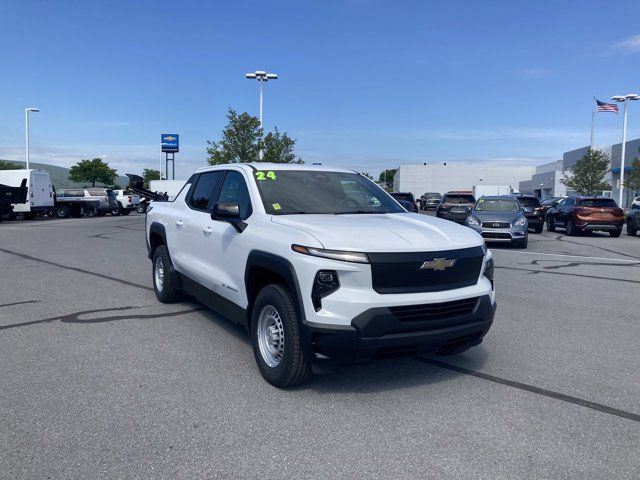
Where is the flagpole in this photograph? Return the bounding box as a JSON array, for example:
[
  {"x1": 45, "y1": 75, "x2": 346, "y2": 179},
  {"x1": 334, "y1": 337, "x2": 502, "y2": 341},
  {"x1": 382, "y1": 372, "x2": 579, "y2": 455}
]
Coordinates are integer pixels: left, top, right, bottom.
[{"x1": 590, "y1": 96, "x2": 596, "y2": 151}]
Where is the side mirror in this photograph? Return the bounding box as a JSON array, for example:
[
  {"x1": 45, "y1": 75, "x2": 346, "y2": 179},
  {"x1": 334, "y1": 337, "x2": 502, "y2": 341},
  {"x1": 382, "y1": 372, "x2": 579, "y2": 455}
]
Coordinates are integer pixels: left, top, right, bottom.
[{"x1": 212, "y1": 202, "x2": 247, "y2": 233}]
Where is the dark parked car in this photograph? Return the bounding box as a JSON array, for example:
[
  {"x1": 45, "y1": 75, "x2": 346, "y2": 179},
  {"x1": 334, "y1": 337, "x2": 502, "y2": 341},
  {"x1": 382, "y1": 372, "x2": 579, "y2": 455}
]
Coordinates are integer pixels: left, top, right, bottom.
[
  {"x1": 627, "y1": 209, "x2": 640, "y2": 236},
  {"x1": 515, "y1": 195, "x2": 544, "y2": 233},
  {"x1": 421, "y1": 192, "x2": 442, "y2": 210},
  {"x1": 540, "y1": 197, "x2": 563, "y2": 219},
  {"x1": 546, "y1": 196, "x2": 624, "y2": 237},
  {"x1": 436, "y1": 192, "x2": 476, "y2": 223},
  {"x1": 390, "y1": 192, "x2": 418, "y2": 212}
]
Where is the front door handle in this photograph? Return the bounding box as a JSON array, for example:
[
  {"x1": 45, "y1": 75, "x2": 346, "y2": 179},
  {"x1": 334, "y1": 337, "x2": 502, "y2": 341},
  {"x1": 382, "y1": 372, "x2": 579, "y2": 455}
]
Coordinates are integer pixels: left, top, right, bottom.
[
  {"x1": 202, "y1": 226, "x2": 213, "y2": 235},
  {"x1": 175, "y1": 220, "x2": 184, "y2": 228}
]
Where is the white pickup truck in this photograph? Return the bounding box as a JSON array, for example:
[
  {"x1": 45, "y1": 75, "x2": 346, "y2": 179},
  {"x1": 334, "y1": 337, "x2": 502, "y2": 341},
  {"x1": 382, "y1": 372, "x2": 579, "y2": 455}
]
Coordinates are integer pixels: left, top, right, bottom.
[
  {"x1": 146, "y1": 163, "x2": 496, "y2": 387},
  {"x1": 111, "y1": 190, "x2": 141, "y2": 216}
]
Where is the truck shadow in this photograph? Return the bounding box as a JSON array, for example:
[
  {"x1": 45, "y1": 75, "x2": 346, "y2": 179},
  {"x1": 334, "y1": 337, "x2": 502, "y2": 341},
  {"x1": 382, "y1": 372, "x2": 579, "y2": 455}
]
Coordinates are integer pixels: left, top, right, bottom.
[{"x1": 196, "y1": 305, "x2": 489, "y2": 394}]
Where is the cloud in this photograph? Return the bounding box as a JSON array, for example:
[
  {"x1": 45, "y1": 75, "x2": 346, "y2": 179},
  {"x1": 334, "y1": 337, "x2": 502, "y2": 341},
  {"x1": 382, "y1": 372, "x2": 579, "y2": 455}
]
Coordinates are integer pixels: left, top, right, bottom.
[
  {"x1": 613, "y1": 34, "x2": 640, "y2": 53},
  {"x1": 516, "y1": 68, "x2": 549, "y2": 79}
]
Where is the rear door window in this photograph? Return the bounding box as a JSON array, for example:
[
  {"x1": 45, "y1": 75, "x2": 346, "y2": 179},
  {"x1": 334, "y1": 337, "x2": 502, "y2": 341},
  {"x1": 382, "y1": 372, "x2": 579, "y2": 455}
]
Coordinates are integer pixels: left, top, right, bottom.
[{"x1": 187, "y1": 171, "x2": 225, "y2": 211}]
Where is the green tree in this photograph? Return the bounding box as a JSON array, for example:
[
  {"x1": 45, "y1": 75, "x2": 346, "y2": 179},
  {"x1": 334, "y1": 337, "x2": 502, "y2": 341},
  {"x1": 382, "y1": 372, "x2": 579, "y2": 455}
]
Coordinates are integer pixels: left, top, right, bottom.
[
  {"x1": 263, "y1": 127, "x2": 303, "y2": 164},
  {"x1": 207, "y1": 108, "x2": 263, "y2": 165},
  {"x1": 378, "y1": 169, "x2": 397, "y2": 183},
  {"x1": 68, "y1": 158, "x2": 117, "y2": 187},
  {"x1": 142, "y1": 168, "x2": 161, "y2": 188},
  {"x1": 207, "y1": 108, "x2": 303, "y2": 165},
  {"x1": 0, "y1": 160, "x2": 23, "y2": 170},
  {"x1": 561, "y1": 150, "x2": 610, "y2": 195},
  {"x1": 623, "y1": 150, "x2": 640, "y2": 193},
  {"x1": 361, "y1": 172, "x2": 374, "y2": 180}
]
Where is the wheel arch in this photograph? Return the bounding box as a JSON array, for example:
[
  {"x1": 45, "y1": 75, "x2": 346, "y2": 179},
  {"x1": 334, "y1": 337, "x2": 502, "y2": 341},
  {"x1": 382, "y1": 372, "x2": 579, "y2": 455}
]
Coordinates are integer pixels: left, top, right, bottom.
[
  {"x1": 148, "y1": 222, "x2": 168, "y2": 260},
  {"x1": 244, "y1": 251, "x2": 306, "y2": 331}
]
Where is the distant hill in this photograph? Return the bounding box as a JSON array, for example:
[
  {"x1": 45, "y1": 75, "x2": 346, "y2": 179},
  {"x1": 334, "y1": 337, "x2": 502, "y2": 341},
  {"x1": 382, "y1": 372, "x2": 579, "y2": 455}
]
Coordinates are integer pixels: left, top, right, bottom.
[{"x1": 0, "y1": 160, "x2": 129, "y2": 189}]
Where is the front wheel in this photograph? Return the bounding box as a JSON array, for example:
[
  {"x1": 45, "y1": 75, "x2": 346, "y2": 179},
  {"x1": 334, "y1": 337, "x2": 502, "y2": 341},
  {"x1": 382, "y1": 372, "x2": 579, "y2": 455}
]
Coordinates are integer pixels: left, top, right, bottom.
[
  {"x1": 627, "y1": 221, "x2": 638, "y2": 236},
  {"x1": 566, "y1": 218, "x2": 577, "y2": 236},
  {"x1": 546, "y1": 216, "x2": 555, "y2": 232},
  {"x1": 251, "y1": 284, "x2": 312, "y2": 388}
]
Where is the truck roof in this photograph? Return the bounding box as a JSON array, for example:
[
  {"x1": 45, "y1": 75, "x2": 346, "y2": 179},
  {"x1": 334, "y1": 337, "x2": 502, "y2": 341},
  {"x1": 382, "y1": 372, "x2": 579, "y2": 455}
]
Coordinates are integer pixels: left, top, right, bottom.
[{"x1": 194, "y1": 163, "x2": 358, "y2": 174}]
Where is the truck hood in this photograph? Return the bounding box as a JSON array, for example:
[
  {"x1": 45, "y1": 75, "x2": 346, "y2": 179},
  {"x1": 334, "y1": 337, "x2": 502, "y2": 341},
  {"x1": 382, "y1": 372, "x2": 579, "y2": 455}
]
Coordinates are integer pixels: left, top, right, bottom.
[{"x1": 271, "y1": 213, "x2": 484, "y2": 252}]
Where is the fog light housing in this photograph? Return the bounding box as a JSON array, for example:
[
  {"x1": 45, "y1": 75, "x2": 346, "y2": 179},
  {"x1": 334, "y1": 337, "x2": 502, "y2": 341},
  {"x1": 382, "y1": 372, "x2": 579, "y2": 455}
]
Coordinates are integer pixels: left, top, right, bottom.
[{"x1": 312, "y1": 270, "x2": 340, "y2": 311}]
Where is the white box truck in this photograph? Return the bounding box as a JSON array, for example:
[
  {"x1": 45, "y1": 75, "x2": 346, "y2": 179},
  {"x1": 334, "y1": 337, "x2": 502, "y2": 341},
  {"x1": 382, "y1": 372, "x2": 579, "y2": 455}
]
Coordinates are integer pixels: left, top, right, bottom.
[
  {"x1": 0, "y1": 169, "x2": 54, "y2": 216},
  {"x1": 473, "y1": 185, "x2": 513, "y2": 199}
]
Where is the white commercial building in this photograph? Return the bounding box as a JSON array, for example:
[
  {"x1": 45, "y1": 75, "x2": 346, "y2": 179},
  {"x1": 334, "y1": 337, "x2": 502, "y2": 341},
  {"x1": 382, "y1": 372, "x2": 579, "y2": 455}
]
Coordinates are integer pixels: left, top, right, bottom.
[{"x1": 393, "y1": 163, "x2": 536, "y2": 198}]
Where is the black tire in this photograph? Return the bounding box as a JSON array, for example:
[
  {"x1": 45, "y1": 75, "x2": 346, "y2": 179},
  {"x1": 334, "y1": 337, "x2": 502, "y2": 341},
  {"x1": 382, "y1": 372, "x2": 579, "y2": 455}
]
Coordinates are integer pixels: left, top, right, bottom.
[
  {"x1": 84, "y1": 205, "x2": 97, "y2": 217},
  {"x1": 627, "y1": 221, "x2": 637, "y2": 236},
  {"x1": 251, "y1": 284, "x2": 312, "y2": 388},
  {"x1": 566, "y1": 218, "x2": 577, "y2": 236},
  {"x1": 546, "y1": 216, "x2": 555, "y2": 232},
  {"x1": 111, "y1": 203, "x2": 122, "y2": 216},
  {"x1": 152, "y1": 245, "x2": 181, "y2": 303},
  {"x1": 55, "y1": 205, "x2": 70, "y2": 218},
  {"x1": 513, "y1": 235, "x2": 528, "y2": 248},
  {"x1": 121, "y1": 208, "x2": 131, "y2": 216},
  {"x1": 136, "y1": 204, "x2": 148, "y2": 214},
  {"x1": 610, "y1": 229, "x2": 621, "y2": 238},
  {"x1": 534, "y1": 225, "x2": 543, "y2": 234}
]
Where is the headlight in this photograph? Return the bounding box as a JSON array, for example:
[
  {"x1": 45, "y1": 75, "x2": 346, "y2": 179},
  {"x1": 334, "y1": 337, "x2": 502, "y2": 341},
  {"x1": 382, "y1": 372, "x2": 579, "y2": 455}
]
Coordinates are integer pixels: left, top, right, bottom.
[
  {"x1": 291, "y1": 244, "x2": 369, "y2": 264},
  {"x1": 513, "y1": 216, "x2": 527, "y2": 227},
  {"x1": 467, "y1": 215, "x2": 480, "y2": 226}
]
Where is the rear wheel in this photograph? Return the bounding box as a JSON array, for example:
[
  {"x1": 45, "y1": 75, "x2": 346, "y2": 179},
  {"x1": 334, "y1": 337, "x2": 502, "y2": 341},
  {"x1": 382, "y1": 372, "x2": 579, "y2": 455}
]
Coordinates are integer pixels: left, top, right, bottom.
[
  {"x1": 251, "y1": 284, "x2": 312, "y2": 388},
  {"x1": 534, "y1": 224, "x2": 543, "y2": 234},
  {"x1": 152, "y1": 245, "x2": 181, "y2": 303},
  {"x1": 546, "y1": 216, "x2": 555, "y2": 232},
  {"x1": 55, "y1": 205, "x2": 70, "y2": 218},
  {"x1": 111, "y1": 203, "x2": 122, "y2": 216},
  {"x1": 136, "y1": 203, "x2": 148, "y2": 214},
  {"x1": 627, "y1": 221, "x2": 638, "y2": 236},
  {"x1": 610, "y1": 229, "x2": 621, "y2": 238}
]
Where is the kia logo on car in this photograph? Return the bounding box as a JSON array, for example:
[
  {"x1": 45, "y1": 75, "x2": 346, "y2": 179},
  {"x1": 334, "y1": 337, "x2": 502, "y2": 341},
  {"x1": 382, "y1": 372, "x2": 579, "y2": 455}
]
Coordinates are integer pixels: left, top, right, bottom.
[
  {"x1": 492, "y1": 223, "x2": 501, "y2": 227},
  {"x1": 420, "y1": 258, "x2": 456, "y2": 271}
]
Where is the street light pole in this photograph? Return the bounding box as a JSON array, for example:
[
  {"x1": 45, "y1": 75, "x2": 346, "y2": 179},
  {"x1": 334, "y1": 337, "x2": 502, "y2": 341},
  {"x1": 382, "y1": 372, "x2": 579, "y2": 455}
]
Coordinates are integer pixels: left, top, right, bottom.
[
  {"x1": 611, "y1": 94, "x2": 639, "y2": 206},
  {"x1": 25, "y1": 107, "x2": 39, "y2": 169},
  {"x1": 245, "y1": 70, "x2": 278, "y2": 159}
]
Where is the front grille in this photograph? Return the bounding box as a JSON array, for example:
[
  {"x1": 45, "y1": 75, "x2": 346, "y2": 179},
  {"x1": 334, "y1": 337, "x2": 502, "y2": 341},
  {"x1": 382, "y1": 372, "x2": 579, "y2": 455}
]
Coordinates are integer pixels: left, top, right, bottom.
[
  {"x1": 481, "y1": 232, "x2": 511, "y2": 239},
  {"x1": 369, "y1": 246, "x2": 484, "y2": 294},
  {"x1": 389, "y1": 297, "x2": 479, "y2": 322},
  {"x1": 481, "y1": 221, "x2": 510, "y2": 228}
]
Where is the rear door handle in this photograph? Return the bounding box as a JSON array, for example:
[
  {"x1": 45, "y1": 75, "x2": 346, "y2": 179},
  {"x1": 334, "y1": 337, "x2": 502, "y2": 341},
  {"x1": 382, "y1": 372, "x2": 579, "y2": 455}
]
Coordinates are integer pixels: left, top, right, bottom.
[
  {"x1": 175, "y1": 220, "x2": 184, "y2": 228},
  {"x1": 202, "y1": 226, "x2": 213, "y2": 235}
]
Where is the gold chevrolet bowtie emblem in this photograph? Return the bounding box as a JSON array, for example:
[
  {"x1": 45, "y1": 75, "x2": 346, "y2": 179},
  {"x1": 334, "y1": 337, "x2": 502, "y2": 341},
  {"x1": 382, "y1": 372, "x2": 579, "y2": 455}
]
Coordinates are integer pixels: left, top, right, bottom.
[{"x1": 420, "y1": 258, "x2": 456, "y2": 271}]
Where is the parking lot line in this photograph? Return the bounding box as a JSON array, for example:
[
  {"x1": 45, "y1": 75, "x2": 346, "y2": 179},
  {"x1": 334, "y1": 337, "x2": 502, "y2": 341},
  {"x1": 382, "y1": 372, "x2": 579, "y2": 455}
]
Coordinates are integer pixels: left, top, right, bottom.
[{"x1": 492, "y1": 250, "x2": 640, "y2": 263}]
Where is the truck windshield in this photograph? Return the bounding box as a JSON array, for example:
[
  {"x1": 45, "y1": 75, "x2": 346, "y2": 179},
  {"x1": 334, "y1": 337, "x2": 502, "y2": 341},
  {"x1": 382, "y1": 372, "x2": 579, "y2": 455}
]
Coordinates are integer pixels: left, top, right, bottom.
[{"x1": 253, "y1": 170, "x2": 406, "y2": 215}]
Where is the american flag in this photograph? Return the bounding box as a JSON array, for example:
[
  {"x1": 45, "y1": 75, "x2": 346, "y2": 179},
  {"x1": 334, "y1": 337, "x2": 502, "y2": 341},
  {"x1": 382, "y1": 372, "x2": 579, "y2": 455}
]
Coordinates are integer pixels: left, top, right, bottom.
[{"x1": 596, "y1": 99, "x2": 618, "y2": 113}]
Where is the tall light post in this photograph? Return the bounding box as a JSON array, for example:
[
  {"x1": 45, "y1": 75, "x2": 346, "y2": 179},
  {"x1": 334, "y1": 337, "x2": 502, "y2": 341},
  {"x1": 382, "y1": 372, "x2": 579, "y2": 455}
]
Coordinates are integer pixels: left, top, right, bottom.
[
  {"x1": 245, "y1": 70, "x2": 278, "y2": 159},
  {"x1": 25, "y1": 107, "x2": 40, "y2": 169},
  {"x1": 611, "y1": 94, "x2": 639, "y2": 206}
]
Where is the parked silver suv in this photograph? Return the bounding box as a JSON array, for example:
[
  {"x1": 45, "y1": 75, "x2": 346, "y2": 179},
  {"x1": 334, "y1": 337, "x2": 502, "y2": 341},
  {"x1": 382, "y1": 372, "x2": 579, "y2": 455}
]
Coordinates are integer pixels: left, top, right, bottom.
[{"x1": 465, "y1": 196, "x2": 528, "y2": 248}]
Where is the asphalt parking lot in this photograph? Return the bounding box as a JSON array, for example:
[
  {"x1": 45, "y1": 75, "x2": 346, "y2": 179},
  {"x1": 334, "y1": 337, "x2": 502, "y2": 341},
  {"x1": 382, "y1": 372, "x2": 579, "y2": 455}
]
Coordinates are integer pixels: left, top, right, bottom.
[{"x1": 1, "y1": 214, "x2": 639, "y2": 479}]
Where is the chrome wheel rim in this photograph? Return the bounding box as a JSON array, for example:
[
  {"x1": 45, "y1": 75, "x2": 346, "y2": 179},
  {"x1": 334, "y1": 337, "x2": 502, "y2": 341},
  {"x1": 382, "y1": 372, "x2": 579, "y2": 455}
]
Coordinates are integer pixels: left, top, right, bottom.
[
  {"x1": 154, "y1": 257, "x2": 164, "y2": 292},
  {"x1": 257, "y1": 305, "x2": 285, "y2": 368}
]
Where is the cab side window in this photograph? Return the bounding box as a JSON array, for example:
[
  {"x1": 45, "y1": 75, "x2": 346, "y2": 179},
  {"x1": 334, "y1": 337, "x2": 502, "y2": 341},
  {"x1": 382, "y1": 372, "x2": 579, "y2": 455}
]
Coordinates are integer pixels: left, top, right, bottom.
[
  {"x1": 217, "y1": 171, "x2": 253, "y2": 220},
  {"x1": 187, "y1": 171, "x2": 225, "y2": 211}
]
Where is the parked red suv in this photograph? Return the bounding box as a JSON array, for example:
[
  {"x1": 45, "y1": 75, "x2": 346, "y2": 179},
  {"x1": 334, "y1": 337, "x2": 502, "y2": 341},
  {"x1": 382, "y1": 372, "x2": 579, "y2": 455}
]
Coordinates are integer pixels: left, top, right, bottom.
[{"x1": 546, "y1": 196, "x2": 624, "y2": 237}]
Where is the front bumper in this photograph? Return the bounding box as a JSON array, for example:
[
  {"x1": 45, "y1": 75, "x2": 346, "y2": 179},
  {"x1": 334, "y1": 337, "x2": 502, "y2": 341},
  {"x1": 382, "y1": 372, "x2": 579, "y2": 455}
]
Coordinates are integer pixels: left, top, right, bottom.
[
  {"x1": 300, "y1": 295, "x2": 496, "y2": 363},
  {"x1": 466, "y1": 223, "x2": 527, "y2": 242}
]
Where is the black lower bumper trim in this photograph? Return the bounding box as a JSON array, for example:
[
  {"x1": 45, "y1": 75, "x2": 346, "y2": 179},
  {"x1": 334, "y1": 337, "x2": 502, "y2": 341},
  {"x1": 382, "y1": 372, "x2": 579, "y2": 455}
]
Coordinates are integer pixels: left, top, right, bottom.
[{"x1": 301, "y1": 295, "x2": 495, "y2": 364}]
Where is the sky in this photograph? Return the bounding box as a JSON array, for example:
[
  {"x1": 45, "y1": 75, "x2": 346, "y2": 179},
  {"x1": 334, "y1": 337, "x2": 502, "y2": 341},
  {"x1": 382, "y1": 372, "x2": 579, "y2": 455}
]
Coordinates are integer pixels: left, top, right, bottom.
[{"x1": 1, "y1": 0, "x2": 640, "y2": 179}]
